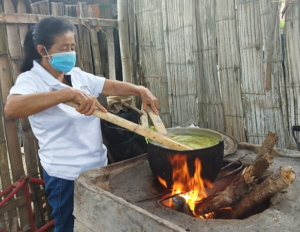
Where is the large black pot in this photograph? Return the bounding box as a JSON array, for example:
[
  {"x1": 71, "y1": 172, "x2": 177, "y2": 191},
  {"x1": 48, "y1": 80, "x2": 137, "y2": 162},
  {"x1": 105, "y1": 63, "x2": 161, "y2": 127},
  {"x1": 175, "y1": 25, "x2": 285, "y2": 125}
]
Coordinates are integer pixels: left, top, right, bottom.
[{"x1": 148, "y1": 127, "x2": 224, "y2": 189}]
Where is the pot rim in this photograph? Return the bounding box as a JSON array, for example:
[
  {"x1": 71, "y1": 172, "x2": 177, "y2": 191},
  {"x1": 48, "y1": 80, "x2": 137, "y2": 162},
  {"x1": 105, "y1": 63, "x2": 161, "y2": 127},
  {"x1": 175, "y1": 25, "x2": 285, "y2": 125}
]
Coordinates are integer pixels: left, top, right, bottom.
[{"x1": 148, "y1": 127, "x2": 224, "y2": 152}]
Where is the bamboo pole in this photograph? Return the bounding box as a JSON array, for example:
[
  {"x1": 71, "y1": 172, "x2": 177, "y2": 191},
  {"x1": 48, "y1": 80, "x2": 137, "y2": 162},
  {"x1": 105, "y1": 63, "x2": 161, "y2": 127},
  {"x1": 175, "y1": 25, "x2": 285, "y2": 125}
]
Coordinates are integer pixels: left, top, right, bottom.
[
  {"x1": 118, "y1": 0, "x2": 133, "y2": 83},
  {"x1": 2, "y1": 0, "x2": 29, "y2": 229},
  {"x1": 77, "y1": 2, "x2": 94, "y2": 73},
  {"x1": 64, "y1": 102, "x2": 193, "y2": 151},
  {"x1": 51, "y1": 2, "x2": 64, "y2": 16},
  {"x1": 88, "y1": 5, "x2": 103, "y2": 76}
]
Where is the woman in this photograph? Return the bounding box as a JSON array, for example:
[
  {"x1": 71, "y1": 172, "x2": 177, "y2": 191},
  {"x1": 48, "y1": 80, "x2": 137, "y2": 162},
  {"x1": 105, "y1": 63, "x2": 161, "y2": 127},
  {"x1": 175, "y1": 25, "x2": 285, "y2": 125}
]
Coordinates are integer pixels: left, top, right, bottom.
[{"x1": 4, "y1": 17, "x2": 158, "y2": 232}]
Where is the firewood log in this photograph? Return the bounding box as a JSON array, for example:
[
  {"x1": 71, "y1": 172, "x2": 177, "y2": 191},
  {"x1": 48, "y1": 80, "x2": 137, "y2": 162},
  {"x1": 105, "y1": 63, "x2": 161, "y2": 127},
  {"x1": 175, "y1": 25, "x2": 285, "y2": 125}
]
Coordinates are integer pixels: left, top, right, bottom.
[
  {"x1": 228, "y1": 166, "x2": 296, "y2": 219},
  {"x1": 172, "y1": 196, "x2": 194, "y2": 217},
  {"x1": 194, "y1": 132, "x2": 278, "y2": 217}
]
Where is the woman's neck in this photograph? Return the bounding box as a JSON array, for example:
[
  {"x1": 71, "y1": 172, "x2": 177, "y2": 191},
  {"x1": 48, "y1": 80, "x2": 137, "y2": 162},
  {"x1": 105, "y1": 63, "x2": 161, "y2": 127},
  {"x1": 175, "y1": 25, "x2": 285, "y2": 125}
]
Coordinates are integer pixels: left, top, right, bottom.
[{"x1": 40, "y1": 58, "x2": 65, "y2": 83}]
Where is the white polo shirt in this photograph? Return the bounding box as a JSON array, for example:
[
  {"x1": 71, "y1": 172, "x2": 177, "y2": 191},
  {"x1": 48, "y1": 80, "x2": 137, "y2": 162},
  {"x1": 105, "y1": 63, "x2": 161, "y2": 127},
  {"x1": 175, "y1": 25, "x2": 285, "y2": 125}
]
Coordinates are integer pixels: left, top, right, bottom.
[{"x1": 9, "y1": 61, "x2": 107, "y2": 180}]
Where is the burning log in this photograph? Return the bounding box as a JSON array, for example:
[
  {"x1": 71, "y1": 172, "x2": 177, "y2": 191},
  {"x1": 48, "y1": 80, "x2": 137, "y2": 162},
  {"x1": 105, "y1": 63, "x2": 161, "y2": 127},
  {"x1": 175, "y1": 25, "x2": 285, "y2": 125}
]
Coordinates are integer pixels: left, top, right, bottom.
[
  {"x1": 194, "y1": 131, "x2": 278, "y2": 217},
  {"x1": 172, "y1": 196, "x2": 194, "y2": 217},
  {"x1": 228, "y1": 166, "x2": 296, "y2": 219}
]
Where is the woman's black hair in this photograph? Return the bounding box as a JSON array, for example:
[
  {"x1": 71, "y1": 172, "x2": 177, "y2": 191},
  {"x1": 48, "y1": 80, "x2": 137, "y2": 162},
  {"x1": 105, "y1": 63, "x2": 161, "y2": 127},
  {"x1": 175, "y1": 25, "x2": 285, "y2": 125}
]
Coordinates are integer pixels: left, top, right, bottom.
[{"x1": 21, "y1": 17, "x2": 76, "y2": 72}]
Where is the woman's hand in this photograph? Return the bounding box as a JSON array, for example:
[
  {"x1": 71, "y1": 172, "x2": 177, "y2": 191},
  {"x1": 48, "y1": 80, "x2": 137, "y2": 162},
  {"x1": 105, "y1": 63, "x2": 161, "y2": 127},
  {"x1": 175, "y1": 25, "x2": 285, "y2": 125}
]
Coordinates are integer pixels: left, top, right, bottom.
[
  {"x1": 139, "y1": 87, "x2": 159, "y2": 114},
  {"x1": 70, "y1": 89, "x2": 107, "y2": 116}
]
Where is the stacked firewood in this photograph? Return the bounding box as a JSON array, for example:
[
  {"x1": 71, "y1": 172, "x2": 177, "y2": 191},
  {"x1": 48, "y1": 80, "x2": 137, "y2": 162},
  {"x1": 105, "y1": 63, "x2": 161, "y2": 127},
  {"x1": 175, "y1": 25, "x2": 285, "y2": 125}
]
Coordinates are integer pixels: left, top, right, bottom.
[{"x1": 174, "y1": 132, "x2": 296, "y2": 219}]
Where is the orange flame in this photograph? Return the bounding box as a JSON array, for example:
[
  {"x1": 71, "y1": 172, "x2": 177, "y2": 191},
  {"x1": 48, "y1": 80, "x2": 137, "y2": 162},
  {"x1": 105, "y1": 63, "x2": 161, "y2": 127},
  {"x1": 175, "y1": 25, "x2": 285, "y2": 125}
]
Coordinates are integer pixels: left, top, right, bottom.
[{"x1": 157, "y1": 155, "x2": 212, "y2": 218}]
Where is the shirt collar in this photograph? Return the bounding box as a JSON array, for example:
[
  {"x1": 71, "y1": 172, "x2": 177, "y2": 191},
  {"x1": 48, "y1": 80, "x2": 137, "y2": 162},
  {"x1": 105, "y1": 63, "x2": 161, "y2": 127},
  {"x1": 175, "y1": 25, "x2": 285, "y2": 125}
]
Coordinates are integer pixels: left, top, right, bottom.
[{"x1": 31, "y1": 60, "x2": 69, "y2": 86}]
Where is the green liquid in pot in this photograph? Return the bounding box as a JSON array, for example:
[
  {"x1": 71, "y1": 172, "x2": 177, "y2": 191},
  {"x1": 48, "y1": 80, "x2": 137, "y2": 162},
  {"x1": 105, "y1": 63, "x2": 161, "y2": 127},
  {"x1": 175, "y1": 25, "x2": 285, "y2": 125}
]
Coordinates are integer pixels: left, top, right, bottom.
[{"x1": 170, "y1": 135, "x2": 218, "y2": 149}]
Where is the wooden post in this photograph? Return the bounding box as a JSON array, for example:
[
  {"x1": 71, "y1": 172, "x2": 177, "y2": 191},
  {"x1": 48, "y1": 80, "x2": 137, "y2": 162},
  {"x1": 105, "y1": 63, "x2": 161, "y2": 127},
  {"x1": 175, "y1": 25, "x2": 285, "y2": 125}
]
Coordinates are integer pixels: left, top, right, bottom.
[
  {"x1": 88, "y1": 5, "x2": 103, "y2": 76},
  {"x1": 51, "y1": 2, "x2": 64, "y2": 16},
  {"x1": 30, "y1": 0, "x2": 50, "y2": 15},
  {"x1": 77, "y1": 2, "x2": 94, "y2": 73},
  {"x1": 118, "y1": 0, "x2": 133, "y2": 83}
]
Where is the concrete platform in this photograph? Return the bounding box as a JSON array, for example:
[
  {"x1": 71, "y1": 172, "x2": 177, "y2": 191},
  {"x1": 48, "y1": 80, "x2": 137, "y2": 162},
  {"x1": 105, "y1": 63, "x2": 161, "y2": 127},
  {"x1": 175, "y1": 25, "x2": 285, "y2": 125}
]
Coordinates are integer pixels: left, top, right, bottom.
[{"x1": 74, "y1": 149, "x2": 300, "y2": 232}]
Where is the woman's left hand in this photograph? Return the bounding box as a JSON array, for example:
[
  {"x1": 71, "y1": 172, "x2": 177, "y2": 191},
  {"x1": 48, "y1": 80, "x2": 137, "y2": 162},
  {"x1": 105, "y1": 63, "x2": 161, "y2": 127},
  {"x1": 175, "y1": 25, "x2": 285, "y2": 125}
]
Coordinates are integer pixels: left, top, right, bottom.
[{"x1": 139, "y1": 87, "x2": 159, "y2": 114}]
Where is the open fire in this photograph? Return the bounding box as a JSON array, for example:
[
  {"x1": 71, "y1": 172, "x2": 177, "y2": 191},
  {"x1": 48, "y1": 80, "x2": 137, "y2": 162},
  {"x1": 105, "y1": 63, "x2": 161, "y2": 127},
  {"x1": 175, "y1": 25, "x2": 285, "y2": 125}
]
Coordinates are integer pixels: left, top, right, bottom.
[{"x1": 158, "y1": 155, "x2": 215, "y2": 219}]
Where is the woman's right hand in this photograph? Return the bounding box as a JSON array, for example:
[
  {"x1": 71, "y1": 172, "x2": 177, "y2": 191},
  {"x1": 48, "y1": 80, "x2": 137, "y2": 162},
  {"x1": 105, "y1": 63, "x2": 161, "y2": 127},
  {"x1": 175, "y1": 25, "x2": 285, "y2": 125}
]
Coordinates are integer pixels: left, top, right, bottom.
[{"x1": 68, "y1": 88, "x2": 107, "y2": 116}]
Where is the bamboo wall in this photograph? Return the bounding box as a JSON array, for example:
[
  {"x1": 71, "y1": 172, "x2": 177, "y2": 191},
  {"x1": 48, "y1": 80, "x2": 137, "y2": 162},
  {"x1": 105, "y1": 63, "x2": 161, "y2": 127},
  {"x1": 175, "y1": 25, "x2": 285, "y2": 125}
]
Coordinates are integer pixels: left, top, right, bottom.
[
  {"x1": 131, "y1": 0, "x2": 298, "y2": 149},
  {"x1": 0, "y1": 0, "x2": 116, "y2": 230}
]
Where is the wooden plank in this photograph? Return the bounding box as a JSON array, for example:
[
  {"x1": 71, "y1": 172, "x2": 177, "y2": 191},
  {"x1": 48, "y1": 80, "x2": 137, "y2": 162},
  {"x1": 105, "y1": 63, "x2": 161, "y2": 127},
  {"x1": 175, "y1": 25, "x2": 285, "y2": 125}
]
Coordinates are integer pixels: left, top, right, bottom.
[
  {"x1": 260, "y1": 0, "x2": 289, "y2": 149},
  {"x1": 51, "y1": 2, "x2": 64, "y2": 16},
  {"x1": 0, "y1": 13, "x2": 118, "y2": 28},
  {"x1": 17, "y1": 0, "x2": 28, "y2": 53},
  {"x1": 0, "y1": 5, "x2": 13, "y2": 231},
  {"x1": 99, "y1": 0, "x2": 116, "y2": 80},
  {"x1": 88, "y1": 5, "x2": 103, "y2": 76},
  {"x1": 118, "y1": 0, "x2": 133, "y2": 84},
  {"x1": 31, "y1": 0, "x2": 50, "y2": 15},
  {"x1": 285, "y1": 0, "x2": 300, "y2": 149},
  {"x1": 2, "y1": 0, "x2": 29, "y2": 230},
  {"x1": 17, "y1": 0, "x2": 45, "y2": 227},
  {"x1": 134, "y1": 0, "x2": 171, "y2": 127},
  {"x1": 215, "y1": 0, "x2": 246, "y2": 142},
  {"x1": 65, "y1": 5, "x2": 82, "y2": 69},
  {"x1": 77, "y1": 2, "x2": 94, "y2": 73}
]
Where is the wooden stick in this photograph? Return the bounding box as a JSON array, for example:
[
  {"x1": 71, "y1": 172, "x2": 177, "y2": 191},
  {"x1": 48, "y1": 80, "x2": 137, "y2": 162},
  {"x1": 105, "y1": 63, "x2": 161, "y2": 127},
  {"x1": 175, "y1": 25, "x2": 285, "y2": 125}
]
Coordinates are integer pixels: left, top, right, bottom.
[
  {"x1": 64, "y1": 102, "x2": 193, "y2": 151},
  {"x1": 194, "y1": 132, "x2": 278, "y2": 216},
  {"x1": 239, "y1": 142, "x2": 300, "y2": 158},
  {"x1": 229, "y1": 166, "x2": 296, "y2": 219}
]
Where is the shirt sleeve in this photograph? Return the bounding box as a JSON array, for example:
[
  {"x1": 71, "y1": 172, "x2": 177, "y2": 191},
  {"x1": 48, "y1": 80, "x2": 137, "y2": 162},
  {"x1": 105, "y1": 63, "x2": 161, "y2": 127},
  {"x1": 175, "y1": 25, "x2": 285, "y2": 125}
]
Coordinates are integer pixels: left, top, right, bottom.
[
  {"x1": 9, "y1": 74, "x2": 39, "y2": 97},
  {"x1": 81, "y1": 70, "x2": 106, "y2": 96}
]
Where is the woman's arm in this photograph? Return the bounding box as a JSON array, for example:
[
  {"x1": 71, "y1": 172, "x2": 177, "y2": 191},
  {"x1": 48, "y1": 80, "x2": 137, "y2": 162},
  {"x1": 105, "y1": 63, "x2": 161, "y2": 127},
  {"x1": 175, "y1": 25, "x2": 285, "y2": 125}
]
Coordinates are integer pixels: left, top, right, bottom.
[
  {"x1": 5, "y1": 88, "x2": 106, "y2": 118},
  {"x1": 101, "y1": 79, "x2": 159, "y2": 114}
]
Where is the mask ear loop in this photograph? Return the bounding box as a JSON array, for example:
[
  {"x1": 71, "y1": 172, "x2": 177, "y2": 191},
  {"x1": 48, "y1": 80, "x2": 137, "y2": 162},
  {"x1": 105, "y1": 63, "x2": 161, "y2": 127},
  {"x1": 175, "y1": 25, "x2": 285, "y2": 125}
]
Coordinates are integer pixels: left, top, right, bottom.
[{"x1": 44, "y1": 47, "x2": 53, "y2": 61}]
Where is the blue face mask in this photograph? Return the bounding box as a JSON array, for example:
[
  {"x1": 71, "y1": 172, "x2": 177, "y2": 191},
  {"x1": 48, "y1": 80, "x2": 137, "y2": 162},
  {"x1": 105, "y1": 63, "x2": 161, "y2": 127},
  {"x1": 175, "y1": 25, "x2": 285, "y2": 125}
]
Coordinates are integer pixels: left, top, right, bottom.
[{"x1": 44, "y1": 48, "x2": 76, "y2": 73}]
